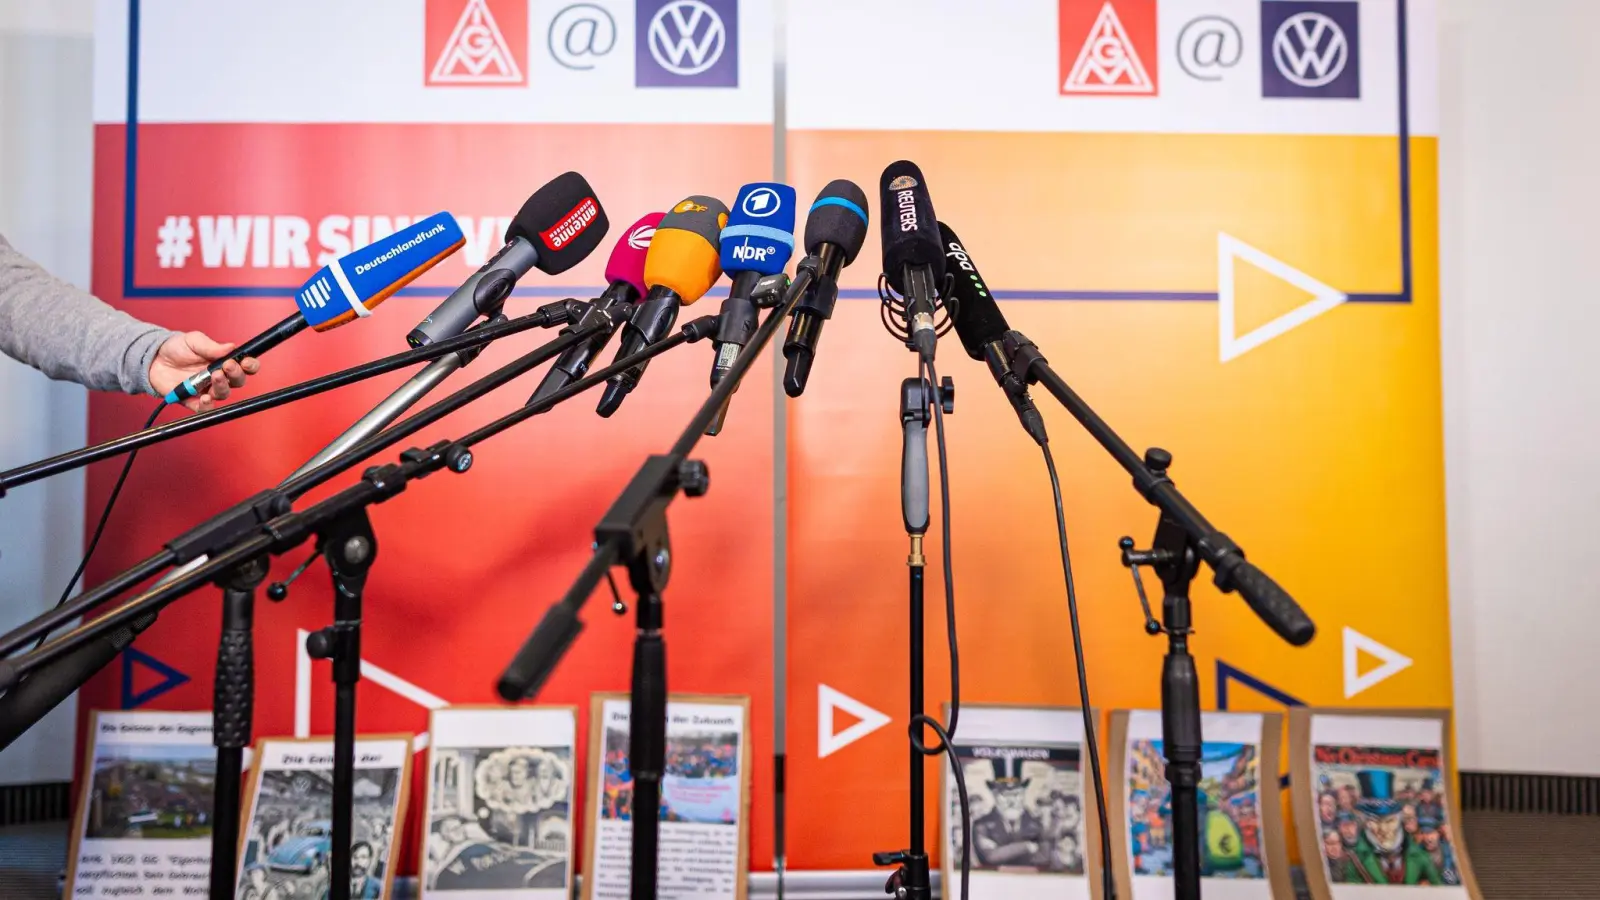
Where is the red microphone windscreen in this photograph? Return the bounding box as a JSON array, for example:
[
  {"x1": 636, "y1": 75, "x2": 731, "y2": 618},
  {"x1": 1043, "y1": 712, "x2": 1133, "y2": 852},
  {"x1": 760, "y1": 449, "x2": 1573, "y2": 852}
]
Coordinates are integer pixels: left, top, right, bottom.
[{"x1": 605, "y1": 213, "x2": 664, "y2": 297}]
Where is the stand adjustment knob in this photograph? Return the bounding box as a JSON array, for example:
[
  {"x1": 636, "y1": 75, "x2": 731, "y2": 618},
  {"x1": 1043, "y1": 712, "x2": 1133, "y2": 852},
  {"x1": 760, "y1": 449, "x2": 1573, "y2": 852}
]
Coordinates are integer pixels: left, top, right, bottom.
[
  {"x1": 678, "y1": 459, "x2": 710, "y2": 497},
  {"x1": 305, "y1": 627, "x2": 336, "y2": 660},
  {"x1": 1144, "y1": 447, "x2": 1172, "y2": 474},
  {"x1": 939, "y1": 376, "x2": 955, "y2": 413},
  {"x1": 443, "y1": 444, "x2": 473, "y2": 473}
]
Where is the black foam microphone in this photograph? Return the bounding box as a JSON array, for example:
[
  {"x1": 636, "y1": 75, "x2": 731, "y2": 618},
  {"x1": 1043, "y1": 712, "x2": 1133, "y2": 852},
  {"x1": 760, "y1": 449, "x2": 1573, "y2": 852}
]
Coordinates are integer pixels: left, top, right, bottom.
[
  {"x1": 940, "y1": 221, "x2": 1048, "y2": 446},
  {"x1": 782, "y1": 180, "x2": 870, "y2": 397},
  {"x1": 407, "y1": 172, "x2": 610, "y2": 347},
  {"x1": 880, "y1": 160, "x2": 945, "y2": 362}
]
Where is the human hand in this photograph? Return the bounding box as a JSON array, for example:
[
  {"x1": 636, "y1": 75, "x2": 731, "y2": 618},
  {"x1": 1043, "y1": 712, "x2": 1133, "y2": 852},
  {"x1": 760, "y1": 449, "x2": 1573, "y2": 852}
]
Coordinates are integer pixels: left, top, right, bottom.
[{"x1": 147, "y1": 331, "x2": 261, "y2": 412}]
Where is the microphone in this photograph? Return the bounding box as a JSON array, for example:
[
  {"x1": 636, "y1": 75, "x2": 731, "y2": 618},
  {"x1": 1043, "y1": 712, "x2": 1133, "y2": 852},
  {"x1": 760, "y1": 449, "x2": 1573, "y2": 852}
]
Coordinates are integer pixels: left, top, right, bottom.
[
  {"x1": 939, "y1": 221, "x2": 1048, "y2": 446},
  {"x1": 706, "y1": 183, "x2": 797, "y2": 435},
  {"x1": 879, "y1": 160, "x2": 945, "y2": 362},
  {"x1": 406, "y1": 172, "x2": 609, "y2": 347},
  {"x1": 527, "y1": 212, "x2": 663, "y2": 406},
  {"x1": 782, "y1": 179, "x2": 869, "y2": 397},
  {"x1": 595, "y1": 195, "x2": 728, "y2": 417},
  {"x1": 162, "y1": 211, "x2": 466, "y2": 405}
]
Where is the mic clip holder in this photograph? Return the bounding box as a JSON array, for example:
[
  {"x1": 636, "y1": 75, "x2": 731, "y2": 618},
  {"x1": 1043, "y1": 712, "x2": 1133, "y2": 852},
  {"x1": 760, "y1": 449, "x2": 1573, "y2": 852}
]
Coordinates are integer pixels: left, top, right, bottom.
[{"x1": 751, "y1": 273, "x2": 790, "y2": 309}]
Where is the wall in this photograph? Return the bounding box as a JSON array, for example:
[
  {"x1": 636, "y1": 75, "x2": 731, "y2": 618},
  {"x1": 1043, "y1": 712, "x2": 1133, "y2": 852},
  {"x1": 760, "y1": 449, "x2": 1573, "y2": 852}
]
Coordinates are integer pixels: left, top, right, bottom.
[
  {"x1": 0, "y1": 0, "x2": 95, "y2": 785},
  {"x1": 1440, "y1": 0, "x2": 1600, "y2": 776}
]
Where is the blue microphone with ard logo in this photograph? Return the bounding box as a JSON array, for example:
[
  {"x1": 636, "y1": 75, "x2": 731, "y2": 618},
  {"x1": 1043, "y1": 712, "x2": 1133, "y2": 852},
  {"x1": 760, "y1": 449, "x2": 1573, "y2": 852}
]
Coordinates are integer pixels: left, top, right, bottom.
[{"x1": 706, "y1": 182, "x2": 797, "y2": 435}]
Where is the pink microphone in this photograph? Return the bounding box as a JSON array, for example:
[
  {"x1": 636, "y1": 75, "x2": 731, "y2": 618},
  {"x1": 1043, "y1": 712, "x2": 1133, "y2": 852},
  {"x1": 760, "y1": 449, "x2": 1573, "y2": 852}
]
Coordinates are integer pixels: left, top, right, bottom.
[{"x1": 528, "y1": 212, "x2": 665, "y2": 406}]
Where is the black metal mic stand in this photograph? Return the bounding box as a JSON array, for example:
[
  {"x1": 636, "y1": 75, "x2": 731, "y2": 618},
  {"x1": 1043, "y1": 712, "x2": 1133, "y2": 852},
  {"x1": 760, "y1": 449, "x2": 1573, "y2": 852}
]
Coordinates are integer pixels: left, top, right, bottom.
[
  {"x1": 871, "y1": 375, "x2": 953, "y2": 900},
  {"x1": 496, "y1": 262, "x2": 814, "y2": 900},
  {"x1": 1000, "y1": 330, "x2": 1316, "y2": 900},
  {"x1": 0, "y1": 310, "x2": 719, "y2": 899}
]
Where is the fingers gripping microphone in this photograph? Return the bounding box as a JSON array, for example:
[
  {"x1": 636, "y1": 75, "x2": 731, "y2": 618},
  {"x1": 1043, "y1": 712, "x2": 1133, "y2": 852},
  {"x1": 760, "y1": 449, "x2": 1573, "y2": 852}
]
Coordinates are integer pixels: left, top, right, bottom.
[
  {"x1": 406, "y1": 172, "x2": 609, "y2": 347},
  {"x1": 162, "y1": 212, "x2": 466, "y2": 405},
  {"x1": 527, "y1": 213, "x2": 662, "y2": 406},
  {"x1": 879, "y1": 161, "x2": 945, "y2": 362},
  {"x1": 595, "y1": 195, "x2": 729, "y2": 417},
  {"x1": 782, "y1": 179, "x2": 869, "y2": 397},
  {"x1": 940, "y1": 221, "x2": 1049, "y2": 446},
  {"x1": 705, "y1": 182, "x2": 797, "y2": 435}
]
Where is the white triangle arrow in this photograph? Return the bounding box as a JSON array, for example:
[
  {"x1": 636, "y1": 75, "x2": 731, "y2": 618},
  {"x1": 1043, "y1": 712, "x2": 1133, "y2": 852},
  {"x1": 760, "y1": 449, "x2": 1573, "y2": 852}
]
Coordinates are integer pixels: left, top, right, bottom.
[
  {"x1": 1343, "y1": 627, "x2": 1414, "y2": 698},
  {"x1": 296, "y1": 628, "x2": 449, "y2": 753},
  {"x1": 1218, "y1": 233, "x2": 1348, "y2": 362},
  {"x1": 818, "y1": 683, "x2": 892, "y2": 759}
]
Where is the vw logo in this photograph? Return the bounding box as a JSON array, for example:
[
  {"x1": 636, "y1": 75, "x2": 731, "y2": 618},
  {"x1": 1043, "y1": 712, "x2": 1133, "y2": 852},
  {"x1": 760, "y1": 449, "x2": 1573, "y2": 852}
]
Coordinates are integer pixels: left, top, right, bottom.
[
  {"x1": 1272, "y1": 11, "x2": 1349, "y2": 88},
  {"x1": 740, "y1": 187, "x2": 781, "y2": 218},
  {"x1": 627, "y1": 224, "x2": 656, "y2": 250},
  {"x1": 647, "y1": 0, "x2": 727, "y2": 76}
]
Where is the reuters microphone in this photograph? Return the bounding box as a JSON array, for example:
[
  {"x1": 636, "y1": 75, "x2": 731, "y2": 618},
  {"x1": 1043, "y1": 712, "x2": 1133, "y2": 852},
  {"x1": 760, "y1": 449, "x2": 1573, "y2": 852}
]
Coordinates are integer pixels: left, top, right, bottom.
[
  {"x1": 782, "y1": 179, "x2": 869, "y2": 397},
  {"x1": 595, "y1": 195, "x2": 728, "y2": 417},
  {"x1": 705, "y1": 183, "x2": 796, "y2": 435},
  {"x1": 879, "y1": 160, "x2": 945, "y2": 362},
  {"x1": 162, "y1": 211, "x2": 466, "y2": 406},
  {"x1": 528, "y1": 212, "x2": 663, "y2": 406},
  {"x1": 407, "y1": 172, "x2": 609, "y2": 347}
]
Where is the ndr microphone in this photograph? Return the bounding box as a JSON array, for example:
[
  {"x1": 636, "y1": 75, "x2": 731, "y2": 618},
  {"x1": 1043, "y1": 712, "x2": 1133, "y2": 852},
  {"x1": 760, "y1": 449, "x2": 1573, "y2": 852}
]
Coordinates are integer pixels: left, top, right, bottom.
[
  {"x1": 596, "y1": 195, "x2": 729, "y2": 417},
  {"x1": 782, "y1": 179, "x2": 870, "y2": 397},
  {"x1": 163, "y1": 211, "x2": 465, "y2": 405},
  {"x1": 528, "y1": 212, "x2": 663, "y2": 406},
  {"x1": 407, "y1": 172, "x2": 609, "y2": 347},
  {"x1": 706, "y1": 182, "x2": 796, "y2": 435},
  {"x1": 939, "y1": 220, "x2": 1047, "y2": 446},
  {"x1": 879, "y1": 160, "x2": 945, "y2": 362}
]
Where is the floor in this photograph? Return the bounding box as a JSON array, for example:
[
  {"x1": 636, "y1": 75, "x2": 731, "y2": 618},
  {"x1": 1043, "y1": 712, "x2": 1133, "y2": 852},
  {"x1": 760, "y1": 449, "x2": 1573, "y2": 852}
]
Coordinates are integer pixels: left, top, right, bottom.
[{"x1": 4, "y1": 811, "x2": 1597, "y2": 899}]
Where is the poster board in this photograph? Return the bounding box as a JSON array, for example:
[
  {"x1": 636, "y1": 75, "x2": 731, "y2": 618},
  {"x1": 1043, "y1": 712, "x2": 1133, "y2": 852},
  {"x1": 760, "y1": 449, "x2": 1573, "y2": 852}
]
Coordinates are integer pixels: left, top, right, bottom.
[
  {"x1": 1107, "y1": 710, "x2": 1293, "y2": 900},
  {"x1": 939, "y1": 704, "x2": 1104, "y2": 900},
  {"x1": 237, "y1": 734, "x2": 414, "y2": 900},
  {"x1": 65, "y1": 710, "x2": 218, "y2": 898},
  {"x1": 1288, "y1": 708, "x2": 1481, "y2": 899},
  {"x1": 582, "y1": 693, "x2": 751, "y2": 900},
  {"x1": 421, "y1": 705, "x2": 578, "y2": 898}
]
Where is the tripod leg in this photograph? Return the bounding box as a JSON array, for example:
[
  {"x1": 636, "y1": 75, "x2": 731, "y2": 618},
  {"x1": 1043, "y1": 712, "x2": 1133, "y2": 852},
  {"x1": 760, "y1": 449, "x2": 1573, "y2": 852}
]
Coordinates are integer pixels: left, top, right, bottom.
[{"x1": 629, "y1": 590, "x2": 666, "y2": 900}]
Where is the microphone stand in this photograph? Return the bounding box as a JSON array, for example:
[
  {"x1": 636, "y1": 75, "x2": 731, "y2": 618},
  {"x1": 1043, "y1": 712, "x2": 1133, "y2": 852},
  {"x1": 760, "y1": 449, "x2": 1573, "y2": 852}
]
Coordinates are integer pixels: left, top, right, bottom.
[
  {"x1": 872, "y1": 374, "x2": 952, "y2": 900},
  {"x1": 0, "y1": 310, "x2": 718, "y2": 899},
  {"x1": 999, "y1": 331, "x2": 1316, "y2": 900},
  {"x1": 495, "y1": 260, "x2": 817, "y2": 900}
]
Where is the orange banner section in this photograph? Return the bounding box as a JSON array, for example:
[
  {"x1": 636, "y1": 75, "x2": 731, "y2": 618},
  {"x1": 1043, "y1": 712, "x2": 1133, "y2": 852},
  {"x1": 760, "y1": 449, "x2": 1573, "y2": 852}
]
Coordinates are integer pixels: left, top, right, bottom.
[{"x1": 785, "y1": 129, "x2": 1446, "y2": 869}]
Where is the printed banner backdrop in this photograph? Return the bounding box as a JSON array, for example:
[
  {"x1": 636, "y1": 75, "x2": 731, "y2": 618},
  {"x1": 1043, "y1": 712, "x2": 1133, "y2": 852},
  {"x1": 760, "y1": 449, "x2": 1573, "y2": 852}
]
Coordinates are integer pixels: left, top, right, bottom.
[
  {"x1": 85, "y1": 0, "x2": 775, "y2": 878},
  {"x1": 785, "y1": 0, "x2": 1446, "y2": 872}
]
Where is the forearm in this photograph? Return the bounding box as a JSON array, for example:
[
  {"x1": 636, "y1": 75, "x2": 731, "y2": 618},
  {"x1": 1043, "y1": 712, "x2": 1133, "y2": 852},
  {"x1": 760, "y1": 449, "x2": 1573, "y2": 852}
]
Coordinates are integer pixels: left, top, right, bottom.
[{"x1": 0, "y1": 234, "x2": 175, "y2": 394}]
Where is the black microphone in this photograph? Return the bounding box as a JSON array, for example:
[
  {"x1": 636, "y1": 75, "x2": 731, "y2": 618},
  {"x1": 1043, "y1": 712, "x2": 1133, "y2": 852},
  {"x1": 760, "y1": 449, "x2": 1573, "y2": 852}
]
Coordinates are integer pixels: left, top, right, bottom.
[
  {"x1": 782, "y1": 179, "x2": 870, "y2": 397},
  {"x1": 407, "y1": 172, "x2": 610, "y2": 347},
  {"x1": 527, "y1": 212, "x2": 661, "y2": 406},
  {"x1": 879, "y1": 161, "x2": 945, "y2": 362},
  {"x1": 940, "y1": 221, "x2": 1048, "y2": 446},
  {"x1": 596, "y1": 195, "x2": 728, "y2": 417}
]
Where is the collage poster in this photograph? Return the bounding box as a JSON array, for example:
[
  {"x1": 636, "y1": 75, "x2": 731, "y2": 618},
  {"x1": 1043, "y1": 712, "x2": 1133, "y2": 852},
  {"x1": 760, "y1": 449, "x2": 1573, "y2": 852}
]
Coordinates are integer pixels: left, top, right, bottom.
[
  {"x1": 1110, "y1": 710, "x2": 1291, "y2": 900},
  {"x1": 584, "y1": 695, "x2": 751, "y2": 900},
  {"x1": 1292, "y1": 710, "x2": 1480, "y2": 900},
  {"x1": 66, "y1": 711, "x2": 218, "y2": 897},
  {"x1": 423, "y1": 706, "x2": 577, "y2": 897},
  {"x1": 237, "y1": 736, "x2": 412, "y2": 900},
  {"x1": 941, "y1": 705, "x2": 1099, "y2": 900}
]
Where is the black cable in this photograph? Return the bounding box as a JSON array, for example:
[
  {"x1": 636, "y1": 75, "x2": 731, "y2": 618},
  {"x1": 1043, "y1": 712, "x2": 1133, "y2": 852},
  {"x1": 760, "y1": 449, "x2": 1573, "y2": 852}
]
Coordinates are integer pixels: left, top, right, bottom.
[
  {"x1": 1041, "y1": 443, "x2": 1115, "y2": 899},
  {"x1": 35, "y1": 401, "x2": 165, "y2": 650},
  {"x1": 908, "y1": 359, "x2": 969, "y2": 900}
]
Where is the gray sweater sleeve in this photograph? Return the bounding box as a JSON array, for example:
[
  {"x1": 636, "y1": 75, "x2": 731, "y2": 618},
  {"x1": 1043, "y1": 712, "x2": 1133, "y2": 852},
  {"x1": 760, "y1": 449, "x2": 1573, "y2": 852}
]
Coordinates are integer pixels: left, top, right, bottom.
[{"x1": 0, "y1": 232, "x2": 177, "y2": 395}]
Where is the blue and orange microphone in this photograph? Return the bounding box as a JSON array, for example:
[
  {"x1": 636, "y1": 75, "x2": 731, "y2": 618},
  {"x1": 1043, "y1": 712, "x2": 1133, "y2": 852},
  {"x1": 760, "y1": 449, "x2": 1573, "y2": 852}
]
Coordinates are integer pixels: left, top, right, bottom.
[
  {"x1": 705, "y1": 182, "x2": 797, "y2": 435},
  {"x1": 162, "y1": 212, "x2": 466, "y2": 406}
]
